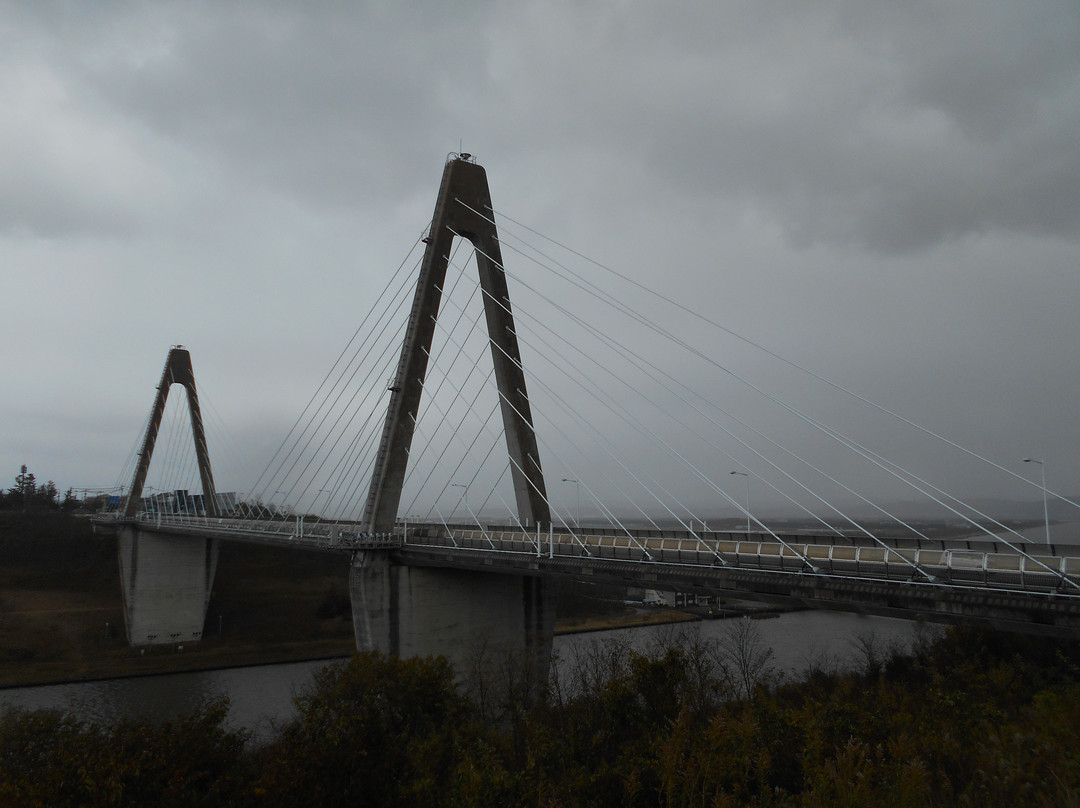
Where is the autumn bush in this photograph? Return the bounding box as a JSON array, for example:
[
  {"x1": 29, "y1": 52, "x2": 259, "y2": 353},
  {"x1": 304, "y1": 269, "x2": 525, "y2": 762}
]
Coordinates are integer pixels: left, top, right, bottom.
[
  {"x1": 0, "y1": 700, "x2": 247, "y2": 807},
  {"x1": 3, "y1": 626, "x2": 1080, "y2": 806}
]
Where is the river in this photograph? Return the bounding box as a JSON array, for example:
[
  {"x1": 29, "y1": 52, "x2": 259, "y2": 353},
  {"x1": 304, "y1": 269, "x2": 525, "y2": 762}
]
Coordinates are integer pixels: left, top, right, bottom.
[{"x1": 0, "y1": 610, "x2": 928, "y2": 744}]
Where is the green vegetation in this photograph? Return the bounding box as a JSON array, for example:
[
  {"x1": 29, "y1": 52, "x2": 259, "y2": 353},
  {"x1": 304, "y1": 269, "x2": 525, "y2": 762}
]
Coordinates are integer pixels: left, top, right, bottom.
[
  {"x1": 0, "y1": 465, "x2": 89, "y2": 512},
  {"x1": 4, "y1": 626, "x2": 1080, "y2": 806}
]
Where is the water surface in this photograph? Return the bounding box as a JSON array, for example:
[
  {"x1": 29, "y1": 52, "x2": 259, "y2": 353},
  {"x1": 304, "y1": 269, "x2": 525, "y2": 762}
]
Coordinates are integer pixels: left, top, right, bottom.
[{"x1": 0, "y1": 610, "x2": 926, "y2": 744}]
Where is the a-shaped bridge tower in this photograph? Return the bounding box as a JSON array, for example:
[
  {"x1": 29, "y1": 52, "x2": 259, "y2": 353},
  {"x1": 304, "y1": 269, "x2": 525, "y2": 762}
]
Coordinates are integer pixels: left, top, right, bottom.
[
  {"x1": 350, "y1": 155, "x2": 555, "y2": 682},
  {"x1": 362, "y1": 155, "x2": 549, "y2": 533},
  {"x1": 117, "y1": 346, "x2": 220, "y2": 645},
  {"x1": 126, "y1": 346, "x2": 219, "y2": 518}
]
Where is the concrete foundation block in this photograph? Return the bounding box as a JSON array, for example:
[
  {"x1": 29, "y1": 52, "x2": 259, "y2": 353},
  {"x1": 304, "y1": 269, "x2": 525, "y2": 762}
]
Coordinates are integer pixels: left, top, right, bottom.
[
  {"x1": 349, "y1": 552, "x2": 555, "y2": 695},
  {"x1": 117, "y1": 526, "x2": 218, "y2": 646}
]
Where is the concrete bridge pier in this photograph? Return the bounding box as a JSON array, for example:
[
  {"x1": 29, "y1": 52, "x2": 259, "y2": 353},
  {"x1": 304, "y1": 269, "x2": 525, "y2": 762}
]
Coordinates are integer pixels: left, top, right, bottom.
[
  {"x1": 349, "y1": 553, "x2": 556, "y2": 697},
  {"x1": 117, "y1": 525, "x2": 218, "y2": 646}
]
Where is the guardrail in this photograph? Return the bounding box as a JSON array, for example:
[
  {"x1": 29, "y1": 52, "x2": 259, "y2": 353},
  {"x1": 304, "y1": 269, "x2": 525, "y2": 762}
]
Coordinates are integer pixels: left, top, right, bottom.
[
  {"x1": 93, "y1": 512, "x2": 402, "y2": 550},
  {"x1": 411, "y1": 527, "x2": 1080, "y2": 597},
  {"x1": 92, "y1": 514, "x2": 1080, "y2": 597}
]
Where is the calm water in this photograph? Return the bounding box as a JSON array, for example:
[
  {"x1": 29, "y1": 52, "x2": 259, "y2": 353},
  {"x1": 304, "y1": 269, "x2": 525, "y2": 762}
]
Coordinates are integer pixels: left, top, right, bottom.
[
  {"x1": 559, "y1": 609, "x2": 926, "y2": 680},
  {"x1": 0, "y1": 611, "x2": 925, "y2": 744}
]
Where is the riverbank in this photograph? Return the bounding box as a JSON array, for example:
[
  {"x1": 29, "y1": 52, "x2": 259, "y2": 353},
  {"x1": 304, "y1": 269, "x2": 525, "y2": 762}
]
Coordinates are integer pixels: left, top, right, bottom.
[
  {"x1": 555, "y1": 606, "x2": 697, "y2": 635},
  {"x1": 1, "y1": 608, "x2": 704, "y2": 689}
]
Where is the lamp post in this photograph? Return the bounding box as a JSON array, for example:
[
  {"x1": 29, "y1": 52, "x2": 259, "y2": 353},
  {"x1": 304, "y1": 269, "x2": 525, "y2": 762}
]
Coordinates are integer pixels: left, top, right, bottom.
[
  {"x1": 1023, "y1": 458, "x2": 1051, "y2": 545},
  {"x1": 316, "y1": 488, "x2": 332, "y2": 518},
  {"x1": 451, "y1": 483, "x2": 468, "y2": 524},
  {"x1": 562, "y1": 478, "x2": 580, "y2": 528},
  {"x1": 730, "y1": 471, "x2": 750, "y2": 534},
  {"x1": 274, "y1": 490, "x2": 288, "y2": 516}
]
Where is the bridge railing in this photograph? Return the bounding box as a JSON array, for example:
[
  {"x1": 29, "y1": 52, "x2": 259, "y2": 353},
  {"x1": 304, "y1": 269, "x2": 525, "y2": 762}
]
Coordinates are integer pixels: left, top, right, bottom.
[
  {"x1": 100, "y1": 512, "x2": 403, "y2": 551},
  {"x1": 93, "y1": 514, "x2": 1080, "y2": 598},
  {"x1": 404, "y1": 525, "x2": 1080, "y2": 598}
]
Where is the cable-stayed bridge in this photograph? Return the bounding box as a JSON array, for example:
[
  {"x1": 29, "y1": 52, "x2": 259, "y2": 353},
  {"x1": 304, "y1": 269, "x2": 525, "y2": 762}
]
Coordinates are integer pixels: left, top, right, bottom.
[{"x1": 92, "y1": 154, "x2": 1080, "y2": 677}]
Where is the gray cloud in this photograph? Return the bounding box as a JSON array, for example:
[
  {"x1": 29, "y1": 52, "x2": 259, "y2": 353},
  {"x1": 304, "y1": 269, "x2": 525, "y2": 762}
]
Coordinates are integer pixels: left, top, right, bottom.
[{"x1": 1, "y1": 0, "x2": 1078, "y2": 518}]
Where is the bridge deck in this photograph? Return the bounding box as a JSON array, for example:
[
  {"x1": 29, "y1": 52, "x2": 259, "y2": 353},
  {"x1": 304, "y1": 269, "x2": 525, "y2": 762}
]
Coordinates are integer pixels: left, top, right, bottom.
[{"x1": 92, "y1": 515, "x2": 1080, "y2": 593}]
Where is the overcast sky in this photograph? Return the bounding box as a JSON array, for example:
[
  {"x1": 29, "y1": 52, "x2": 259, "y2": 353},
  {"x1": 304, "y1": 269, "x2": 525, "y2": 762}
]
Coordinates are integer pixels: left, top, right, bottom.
[{"x1": 2, "y1": 1, "x2": 1078, "y2": 522}]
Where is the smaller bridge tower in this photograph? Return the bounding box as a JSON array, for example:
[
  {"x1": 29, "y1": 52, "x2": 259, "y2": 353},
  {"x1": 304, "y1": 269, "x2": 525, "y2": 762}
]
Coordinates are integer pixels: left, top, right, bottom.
[
  {"x1": 125, "y1": 346, "x2": 218, "y2": 517},
  {"x1": 116, "y1": 346, "x2": 220, "y2": 646}
]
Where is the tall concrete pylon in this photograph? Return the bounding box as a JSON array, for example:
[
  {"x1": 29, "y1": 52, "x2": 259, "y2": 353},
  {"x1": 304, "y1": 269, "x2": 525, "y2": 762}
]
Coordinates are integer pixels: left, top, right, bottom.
[
  {"x1": 351, "y1": 156, "x2": 555, "y2": 687},
  {"x1": 118, "y1": 346, "x2": 220, "y2": 646},
  {"x1": 361, "y1": 154, "x2": 549, "y2": 532},
  {"x1": 125, "y1": 346, "x2": 219, "y2": 517}
]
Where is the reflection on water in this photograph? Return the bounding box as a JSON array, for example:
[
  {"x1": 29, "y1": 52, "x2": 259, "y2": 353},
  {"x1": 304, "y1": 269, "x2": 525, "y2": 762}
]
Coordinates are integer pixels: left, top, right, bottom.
[
  {"x1": 0, "y1": 611, "x2": 929, "y2": 743},
  {"x1": 566, "y1": 610, "x2": 927, "y2": 679},
  {"x1": 0, "y1": 659, "x2": 334, "y2": 745}
]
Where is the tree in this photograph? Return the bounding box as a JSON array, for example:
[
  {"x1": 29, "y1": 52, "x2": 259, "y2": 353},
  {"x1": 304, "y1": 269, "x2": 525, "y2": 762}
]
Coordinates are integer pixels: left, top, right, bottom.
[
  {"x1": 254, "y1": 651, "x2": 485, "y2": 807},
  {"x1": 37, "y1": 480, "x2": 59, "y2": 509},
  {"x1": 9, "y1": 465, "x2": 35, "y2": 511},
  {"x1": 721, "y1": 616, "x2": 776, "y2": 700},
  {"x1": 0, "y1": 701, "x2": 247, "y2": 807},
  {"x1": 82, "y1": 494, "x2": 109, "y2": 513},
  {"x1": 2, "y1": 467, "x2": 65, "y2": 510},
  {"x1": 61, "y1": 488, "x2": 79, "y2": 511}
]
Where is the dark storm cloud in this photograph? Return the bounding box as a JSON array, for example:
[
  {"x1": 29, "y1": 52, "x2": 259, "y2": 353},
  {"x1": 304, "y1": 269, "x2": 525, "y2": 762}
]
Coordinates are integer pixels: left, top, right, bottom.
[
  {"x1": 67, "y1": 3, "x2": 496, "y2": 208},
  {"x1": 0, "y1": 2, "x2": 495, "y2": 239},
  {"x1": 565, "y1": 1, "x2": 1080, "y2": 254},
  {"x1": 1, "y1": 0, "x2": 1078, "y2": 513}
]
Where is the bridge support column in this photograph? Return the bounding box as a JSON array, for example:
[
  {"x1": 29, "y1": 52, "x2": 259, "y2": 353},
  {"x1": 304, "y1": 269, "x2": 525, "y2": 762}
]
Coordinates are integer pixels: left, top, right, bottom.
[
  {"x1": 117, "y1": 525, "x2": 218, "y2": 646},
  {"x1": 349, "y1": 553, "x2": 555, "y2": 693}
]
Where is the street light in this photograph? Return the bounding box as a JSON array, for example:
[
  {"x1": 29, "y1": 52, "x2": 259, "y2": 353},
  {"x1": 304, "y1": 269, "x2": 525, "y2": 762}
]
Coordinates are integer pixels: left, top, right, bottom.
[
  {"x1": 451, "y1": 483, "x2": 468, "y2": 524},
  {"x1": 274, "y1": 490, "x2": 289, "y2": 516},
  {"x1": 316, "y1": 489, "x2": 332, "y2": 518},
  {"x1": 1023, "y1": 458, "x2": 1051, "y2": 545},
  {"x1": 730, "y1": 471, "x2": 750, "y2": 534},
  {"x1": 562, "y1": 478, "x2": 580, "y2": 528}
]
